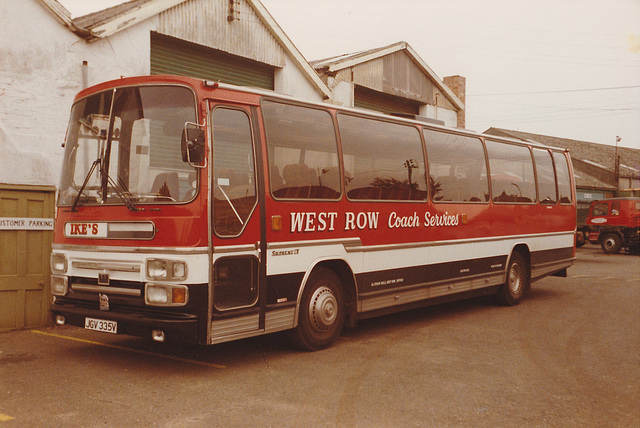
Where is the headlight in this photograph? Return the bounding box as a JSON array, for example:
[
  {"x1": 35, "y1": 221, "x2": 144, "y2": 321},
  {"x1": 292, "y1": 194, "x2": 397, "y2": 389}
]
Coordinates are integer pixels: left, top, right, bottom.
[
  {"x1": 145, "y1": 283, "x2": 189, "y2": 306},
  {"x1": 51, "y1": 275, "x2": 68, "y2": 296},
  {"x1": 51, "y1": 253, "x2": 68, "y2": 273},
  {"x1": 146, "y1": 259, "x2": 187, "y2": 281}
]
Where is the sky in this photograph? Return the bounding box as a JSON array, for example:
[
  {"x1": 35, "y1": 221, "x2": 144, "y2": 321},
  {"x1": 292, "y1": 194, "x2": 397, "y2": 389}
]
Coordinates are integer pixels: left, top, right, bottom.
[{"x1": 61, "y1": 0, "x2": 640, "y2": 149}]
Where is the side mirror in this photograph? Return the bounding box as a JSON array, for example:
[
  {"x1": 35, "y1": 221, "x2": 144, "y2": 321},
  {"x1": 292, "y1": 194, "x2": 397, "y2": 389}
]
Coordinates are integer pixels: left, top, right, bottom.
[{"x1": 181, "y1": 124, "x2": 206, "y2": 165}]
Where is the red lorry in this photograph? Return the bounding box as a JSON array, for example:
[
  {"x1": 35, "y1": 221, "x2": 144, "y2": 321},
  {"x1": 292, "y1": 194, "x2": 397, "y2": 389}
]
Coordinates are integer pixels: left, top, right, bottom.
[{"x1": 585, "y1": 198, "x2": 640, "y2": 254}]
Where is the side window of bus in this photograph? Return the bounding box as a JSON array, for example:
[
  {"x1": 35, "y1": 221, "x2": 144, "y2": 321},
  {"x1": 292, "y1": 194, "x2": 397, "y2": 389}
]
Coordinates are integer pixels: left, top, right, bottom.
[
  {"x1": 338, "y1": 115, "x2": 427, "y2": 201},
  {"x1": 423, "y1": 130, "x2": 489, "y2": 203},
  {"x1": 212, "y1": 108, "x2": 257, "y2": 236},
  {"x1": 532, "y1": 149, "x2": 557, "y2": 205},
  {"x1": 485, "y1": 141, "x2": 536, "y2": 204},
  {"x1": 262, "y1": 100, "x2": 340, "y2": 200},
  {"x1": 553, "y1": 152, "x2": 573, "y2": 204}
]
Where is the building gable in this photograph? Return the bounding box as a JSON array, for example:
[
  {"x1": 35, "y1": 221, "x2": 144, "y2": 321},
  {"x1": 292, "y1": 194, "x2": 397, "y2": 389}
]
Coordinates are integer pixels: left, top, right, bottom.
[
  {"x1": 157, "y1": 0, "x2": 286, "y2": 69},
  {"x1": 312, "y1": 41, "x2": 464, "y2": 127},
  {"x1": 314, "y1": 41, "x2": 463, "y2": 111},
  {"x1": 39, "y1": 0, "x2": 332, "y2": 99}
]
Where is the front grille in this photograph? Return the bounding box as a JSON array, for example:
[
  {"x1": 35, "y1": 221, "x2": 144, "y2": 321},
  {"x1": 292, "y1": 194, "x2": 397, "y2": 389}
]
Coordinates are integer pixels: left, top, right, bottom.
[
  {"x1": 70, "y1": 277, "x2": 142, "y2": 297},
  {"x1": 71, "y1": 260, "x2": 141, "y2": 273}
]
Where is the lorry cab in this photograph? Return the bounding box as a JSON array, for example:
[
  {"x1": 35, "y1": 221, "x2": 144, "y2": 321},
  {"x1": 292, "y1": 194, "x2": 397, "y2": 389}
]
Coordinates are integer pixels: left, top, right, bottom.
[{"x1": 586, "y1": 198, "x2": 640, "y2": 254}]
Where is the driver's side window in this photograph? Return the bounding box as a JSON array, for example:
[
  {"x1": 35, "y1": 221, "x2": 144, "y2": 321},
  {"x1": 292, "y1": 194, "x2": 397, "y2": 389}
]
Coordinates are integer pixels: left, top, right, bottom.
[{"x1": 212, "y1": 108, "x2": 257, "y2": 237}]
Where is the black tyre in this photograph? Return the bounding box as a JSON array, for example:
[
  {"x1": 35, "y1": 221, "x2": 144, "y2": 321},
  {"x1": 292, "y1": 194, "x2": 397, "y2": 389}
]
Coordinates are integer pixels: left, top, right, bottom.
[
  {"x1": 496, "y1": 252, "x2": 529, "y2": 306},
  {"x1": 601, "y1": 233, "x2": 622, "y2": 254},
  {"x1": 290, "y1": 268, "x2": 345, "y2": 351}
]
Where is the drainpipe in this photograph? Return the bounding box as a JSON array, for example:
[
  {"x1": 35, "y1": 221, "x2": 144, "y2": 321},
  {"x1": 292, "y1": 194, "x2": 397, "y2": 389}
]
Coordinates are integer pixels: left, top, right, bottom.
[{"x1": 82, "y1": 61, "x2": 89, "y2": 89}]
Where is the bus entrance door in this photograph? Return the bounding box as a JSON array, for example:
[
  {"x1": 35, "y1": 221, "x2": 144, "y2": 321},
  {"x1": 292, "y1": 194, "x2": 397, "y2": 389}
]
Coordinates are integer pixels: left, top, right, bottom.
[{"x1": 210, "y1": 106, "x2": 263, "y2": 343}]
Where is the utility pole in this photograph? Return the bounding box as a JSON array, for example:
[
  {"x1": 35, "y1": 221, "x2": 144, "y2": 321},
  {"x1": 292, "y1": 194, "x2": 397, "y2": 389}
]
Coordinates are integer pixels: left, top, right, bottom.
[{"x1": 615, "y1": 136, "x2": 621, "y2": 190}]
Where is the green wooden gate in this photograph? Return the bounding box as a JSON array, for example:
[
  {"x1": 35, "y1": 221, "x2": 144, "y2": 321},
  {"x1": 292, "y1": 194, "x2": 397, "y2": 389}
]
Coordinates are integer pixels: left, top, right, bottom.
[{"x1": 0, "y1": 185, "x2": 55, "y2": 331}]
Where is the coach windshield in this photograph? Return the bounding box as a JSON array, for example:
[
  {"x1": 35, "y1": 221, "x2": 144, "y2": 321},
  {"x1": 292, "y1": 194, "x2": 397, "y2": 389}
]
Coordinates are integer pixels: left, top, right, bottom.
[{"x1": 58, "y1": 85, "x2": 198, "y2": 208}]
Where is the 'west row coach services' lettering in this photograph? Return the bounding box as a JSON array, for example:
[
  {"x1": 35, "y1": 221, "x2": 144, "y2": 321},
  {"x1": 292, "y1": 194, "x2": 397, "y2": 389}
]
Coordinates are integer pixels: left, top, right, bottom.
[
  {"x1": 290, "y1": 211, "x2": 461, "y2": 233},
  {"x1": 290, "y1": 212, "x2": 339, "y2": 232}
]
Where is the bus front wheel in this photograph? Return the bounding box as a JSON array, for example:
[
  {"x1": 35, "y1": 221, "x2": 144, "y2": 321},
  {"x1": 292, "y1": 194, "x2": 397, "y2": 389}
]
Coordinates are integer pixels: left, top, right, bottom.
[
  {"x1": 497, "y1": 252, "x2": 528, "y2": 306},
  {"x1": 290, "y1": 268, "x2": 345, "y2": 351}
]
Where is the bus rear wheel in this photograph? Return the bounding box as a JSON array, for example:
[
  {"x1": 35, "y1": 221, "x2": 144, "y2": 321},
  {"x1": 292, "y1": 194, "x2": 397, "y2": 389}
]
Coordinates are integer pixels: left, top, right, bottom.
[
  {"x1": 290, "y1": 268, "x2": 345, "y2": 351},
  {"x1": 497, "y1": 252, "x2": 528, "y2": 306}
]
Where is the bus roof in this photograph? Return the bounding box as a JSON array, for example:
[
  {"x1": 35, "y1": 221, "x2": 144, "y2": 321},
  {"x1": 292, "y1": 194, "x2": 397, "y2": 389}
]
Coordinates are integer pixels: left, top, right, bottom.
[{"x1": 77, "y1": 74, "x2": 571, "y2": 154}]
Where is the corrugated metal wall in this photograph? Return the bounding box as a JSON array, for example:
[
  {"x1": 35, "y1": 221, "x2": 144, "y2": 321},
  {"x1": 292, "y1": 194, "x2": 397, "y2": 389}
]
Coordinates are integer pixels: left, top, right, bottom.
[
  {"x1": 382, "y1": 51, "x2": 435, "y2": 105},
  {"x1": 348, "y1": 51, "x2": 456, "y2": 112},
  {"x1": 352, "y1": 57, "x2": 385, "y2": 93},
  {"x1": 159, "y1": 0, "x2": 285, "y2": 68}
]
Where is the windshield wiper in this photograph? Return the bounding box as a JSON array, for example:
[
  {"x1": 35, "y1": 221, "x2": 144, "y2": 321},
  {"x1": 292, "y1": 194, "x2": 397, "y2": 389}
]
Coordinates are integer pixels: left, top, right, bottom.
[
  {"x1": 71, "y1": 117, "x2": 105, "y2": 212},
  {"x1": 71, "y1": 157, "x2": 101, "y2": 212},
  {"x1": 71, "y1": 157, "x2": 139, "y2": 212},
  {"x1": 104, "y1": 172, "x2": 139, "y2": 212}
]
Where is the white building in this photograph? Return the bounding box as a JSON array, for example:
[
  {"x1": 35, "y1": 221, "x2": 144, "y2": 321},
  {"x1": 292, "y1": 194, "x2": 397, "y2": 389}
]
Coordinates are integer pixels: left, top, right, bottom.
[{"x1": 0, "y1": 0, "x2": 332, "y2": 186}]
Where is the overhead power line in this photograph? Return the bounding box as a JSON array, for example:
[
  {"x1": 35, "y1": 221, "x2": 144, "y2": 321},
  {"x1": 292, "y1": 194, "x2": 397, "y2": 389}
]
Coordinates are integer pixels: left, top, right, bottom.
[{"x1": 468, "y1": 85, "x2": 640, "y2": 97}]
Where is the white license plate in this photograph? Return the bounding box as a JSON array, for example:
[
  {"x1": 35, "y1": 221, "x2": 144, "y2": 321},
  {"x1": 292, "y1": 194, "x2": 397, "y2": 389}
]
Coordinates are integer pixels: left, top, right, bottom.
[{"x1": 85, "y1": 317, "x2": 118, "y2": 334}]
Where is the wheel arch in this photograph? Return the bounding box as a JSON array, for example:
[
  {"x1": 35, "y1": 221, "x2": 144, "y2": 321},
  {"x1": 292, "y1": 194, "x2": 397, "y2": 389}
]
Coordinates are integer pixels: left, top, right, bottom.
[
  {"x1": 294, "y1": 258, "x2": 357, "y2": 328},
  {"x1": 598, "y1": 228, "x2": 624, "y2": 242},
  {"x1": 509, "y1": 243, "x2": 531, "y2": 287},
  {"x1": 496, "y1": 244, "x2": 532, "y2": 306}
]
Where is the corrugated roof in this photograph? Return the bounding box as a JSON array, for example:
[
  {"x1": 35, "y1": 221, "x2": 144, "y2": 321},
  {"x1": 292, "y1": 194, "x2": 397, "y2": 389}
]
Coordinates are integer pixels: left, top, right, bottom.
[
  {"x1": 311, "y1": 44, "x2": 399, "y2": 70},
  {"x1": 73, "y1": 0, "x2": 156, "y2": 29}
]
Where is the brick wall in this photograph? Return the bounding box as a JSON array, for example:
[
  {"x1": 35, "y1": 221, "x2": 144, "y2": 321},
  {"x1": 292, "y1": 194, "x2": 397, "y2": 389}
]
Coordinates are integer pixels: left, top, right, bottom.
[{"x1": 443, "y1": 75, "x2": 466, "y2": 129}]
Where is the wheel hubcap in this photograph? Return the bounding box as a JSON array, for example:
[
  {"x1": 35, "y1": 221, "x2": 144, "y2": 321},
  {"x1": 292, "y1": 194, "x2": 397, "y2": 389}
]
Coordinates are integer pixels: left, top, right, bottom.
[
  {"x1": 308, "y1": 286, "x2": 338, "y2": 331},
  {"x1": 604, "y1": 238, "x2": 615, "y2": 250},
  {"x1": 508, "y1": 263, "x2": 522, "y2": 294}
]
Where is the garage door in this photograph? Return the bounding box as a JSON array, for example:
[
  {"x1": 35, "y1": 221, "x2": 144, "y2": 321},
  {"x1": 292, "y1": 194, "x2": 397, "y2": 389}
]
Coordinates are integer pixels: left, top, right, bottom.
[
  {"x1": 0, "y1": 185, "x2": 55, "y2": 331},
  {"x1": 151, "y1": 32, "x2": 275, "y2": 90},
  {"x1": 354, "y1": 85, "x2": 420, "y2": 115}
]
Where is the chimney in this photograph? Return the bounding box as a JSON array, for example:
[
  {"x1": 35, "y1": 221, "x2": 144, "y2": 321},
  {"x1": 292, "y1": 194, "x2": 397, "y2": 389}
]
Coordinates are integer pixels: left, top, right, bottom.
[{"x1": 443, "y1": 75, "x2": 466, "y2": 129}]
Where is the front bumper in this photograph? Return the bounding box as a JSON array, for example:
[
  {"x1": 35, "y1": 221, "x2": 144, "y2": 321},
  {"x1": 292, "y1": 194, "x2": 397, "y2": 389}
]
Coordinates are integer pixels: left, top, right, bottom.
[{"x1": 51, "y1": 300, "x2": 200, "y2": 343}]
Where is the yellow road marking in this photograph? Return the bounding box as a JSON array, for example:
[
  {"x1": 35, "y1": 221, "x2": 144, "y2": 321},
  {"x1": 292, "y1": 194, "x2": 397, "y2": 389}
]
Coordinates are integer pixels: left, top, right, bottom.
[
  {"x1": 31, "y1": 330, "x2": 225, "y2": 369},
  {"x1": 0, "y1": 413, "x2": 15, "y2": 421}
]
